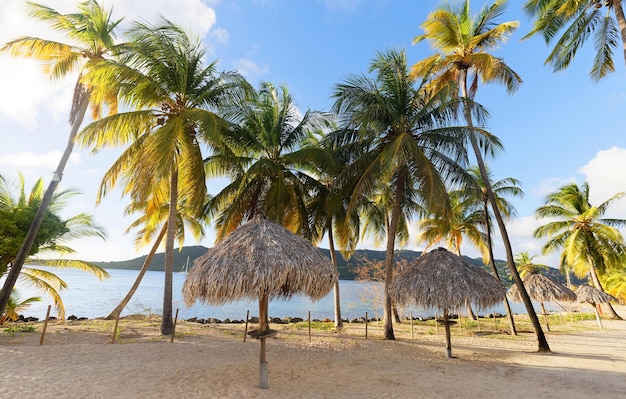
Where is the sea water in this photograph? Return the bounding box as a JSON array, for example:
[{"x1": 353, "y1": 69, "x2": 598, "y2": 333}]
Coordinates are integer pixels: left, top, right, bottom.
[{"x1": 10, "y1": 267, "x2": 553, "y2": 321}]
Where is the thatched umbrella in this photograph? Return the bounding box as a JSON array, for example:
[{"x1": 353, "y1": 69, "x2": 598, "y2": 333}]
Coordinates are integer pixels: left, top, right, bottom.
[
  {"x1": 182, "y1": 215, "x2": 337, "y2": 389},
  {"x1": 507, "y1": 273, "x2": 576, "y2": 332},
  {"x1": 390, "y1": 247, "x2": 505, "y2": 358},
  {"x1": 576, "y1": 285, "x2": 617, "y2": 329}
]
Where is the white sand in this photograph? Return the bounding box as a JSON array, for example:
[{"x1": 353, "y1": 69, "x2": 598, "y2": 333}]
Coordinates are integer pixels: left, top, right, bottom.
[{"x1": 1, "y1": 314, "x2": 625, "y2": 399}]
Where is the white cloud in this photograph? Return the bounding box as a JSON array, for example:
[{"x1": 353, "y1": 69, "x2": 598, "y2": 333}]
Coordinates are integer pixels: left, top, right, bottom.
[
  {"x1": 0, "y1": 150, "x2": 81, "y2": 170},
  {"x1": 233, "y1": 58, "x2": 270, "y2": 81},
  {"x1": 579, "y1": 146, "x2": 626, "y2": 207}
]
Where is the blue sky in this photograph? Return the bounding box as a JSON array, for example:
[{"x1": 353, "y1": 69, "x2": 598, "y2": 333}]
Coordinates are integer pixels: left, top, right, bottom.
[{"x1": 1, "y1": 0, "x2": 625, "y2": 266}]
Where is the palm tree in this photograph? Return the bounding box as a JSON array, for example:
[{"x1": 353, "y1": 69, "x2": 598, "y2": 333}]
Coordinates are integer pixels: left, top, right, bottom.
[
  {"x1": 514, "y1": 251, "x2": 550, "y2": 279},
  {"x1": 523, "y1": 0, "x2": 626, "y2": 81},
  {"x1": 206, "y1": 82, "x2": 331, "y2": 238},
  {"x1": 77, "y1": 21, "x2": 249, "y2": 335},
  {"x1": 534, "y1": 181, "x2": 626, "y2": 319},
  {"x1": 417, "y1": 188, "x2": 488, "y2": 319},
  {"x1": 306, "y1": 131, "x2": 362, "y2": 330},
  {"x1": 0, "y1": 173, "x2": 108, "y2": 319},
  {"x1": 466, "y1": 165, "x2": 522, "y2": 334},
  {"x1": 105, "y1": 183, "x2": 208, "y2": 320},
  {"x1": 412, "y1": 0, "x2": 551, "y2": 352},
  {"x1": 0, "y1": 290, "x2": 41, "y2": 325},
  {"x1": 331, "y1": 48, "x2": 496, "y2": 340},
  {"x1": 0, "y1": 0, "x2": 123, "y2": 316}
]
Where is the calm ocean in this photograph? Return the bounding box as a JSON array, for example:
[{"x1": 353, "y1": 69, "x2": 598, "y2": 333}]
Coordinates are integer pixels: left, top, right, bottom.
[{"x1": 12, "y1": 267, "x2": 543, "y2": 321}]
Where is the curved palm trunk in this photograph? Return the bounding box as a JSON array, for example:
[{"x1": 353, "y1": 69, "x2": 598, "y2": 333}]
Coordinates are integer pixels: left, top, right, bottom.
[
  {"x1": 105, "y1": 223, "x2": 167, "y2": 320},
  {"x1": 587, "y1": 255, "x2": 622, "y2": 320},
  {"x1": 613, "y1": 0, "x2": 626, "y2": 67},
  {"x1": 327, "y1": 224, "x2": 343, "y2": 329},
  {"x1": 383, "y1": 176, "x2": 405, "y2": 340},
  {"x1": 160, "y1": 168, "x2": 178, "y2": 335},
  {"x1": 459, "y1": 70, "x2": 549, "y2": 352},
  {"x1": 0, "y1": 91, "x2": 90, "y2": 316},
  {"x1": 484, "y1": 203, "x2": 517, "y2": 335}
]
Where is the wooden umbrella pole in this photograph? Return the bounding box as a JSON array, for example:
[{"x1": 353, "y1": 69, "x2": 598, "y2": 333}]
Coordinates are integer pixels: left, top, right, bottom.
[
  {"x1": 540, "y1": 302, "x2": 550, "y2": 332},
  {"x1": 244, "y1": 309, "x2": 250, "y2": 342},
  {"x1": 259, "y1": 293, "x2": 269, "y2": 389},
  {"x1": 170, "y1": 308, "x2": 179, "y2": 343},
  {"x1": 410, "y1": 312, "x2": 414, "y2": 339},
  {"x1": 444, "y1": 309, "x2": 452, "y2": 359},
  {"x1": 308, "y1": 311, "x2": 311, "y2": 342}
]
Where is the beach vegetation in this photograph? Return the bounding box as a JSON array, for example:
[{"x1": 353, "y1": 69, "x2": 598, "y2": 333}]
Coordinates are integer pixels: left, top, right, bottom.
[
  {"x1": 0, "y1": 0, "x2": 124, "y2": 318},
  {"x1": 0, "y1": 173, "x2": 108, "y2": 320},
  {"x1": 534, "y1": 181, "x2": 626, "y2": 319},
  {"x1": 0, "y1": 289, "x2": 41, "y2": 325}
]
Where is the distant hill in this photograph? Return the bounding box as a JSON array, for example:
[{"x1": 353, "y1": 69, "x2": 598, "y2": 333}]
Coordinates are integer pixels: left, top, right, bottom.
[{"x1": 93, "y1": 245, "x2": 586, "y2": 287}]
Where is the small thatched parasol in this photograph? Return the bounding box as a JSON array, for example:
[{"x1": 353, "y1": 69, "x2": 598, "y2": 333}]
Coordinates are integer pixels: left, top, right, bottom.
[
  {"x1": 390, "y1": 247, "x2": 505, "y2": 358},
  {"x1": 507, "y1": 273, "x2": 576, "y2": 332},
  {"x1": 576, "y1": 285, "x2": 617, "y2": 329},
  {"x1": 183, "y1": 215, "x2": 337, "y2": 389}
]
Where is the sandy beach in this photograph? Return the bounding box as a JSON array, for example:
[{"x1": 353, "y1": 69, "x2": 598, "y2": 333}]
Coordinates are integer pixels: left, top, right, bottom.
[{"x1": 1, "y1": 310, "x2": 625, "y2": 399}]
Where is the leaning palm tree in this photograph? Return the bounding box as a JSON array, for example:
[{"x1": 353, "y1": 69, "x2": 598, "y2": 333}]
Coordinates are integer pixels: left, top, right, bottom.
[
  {"x1": 523, "y1": 0, "x2": 626, "y2": 81},
  {"x1": 0, "y1": 173, "x2": 108, "y2": 319},
  {"x1": 412, "y1": 0, "x2": 551, "y2": 352},
  {"x1": 206, "y1": 81, "x2": 331, "y2": 239},
  {"x1": 77, "y1": 20, "x2": 249, "y2": 335},
  {"x1": 331, "y1": 48, "x2": 497, "y2": 340},
  {"x1": 0, "y1": 0, "x2": 123, "y2": 316},
  {"x1": 534, "y1": 181, "x2": 626, "y2": 319},
  {"x1": 105, "y1": 181, "x2": 208, "y2": 320}
]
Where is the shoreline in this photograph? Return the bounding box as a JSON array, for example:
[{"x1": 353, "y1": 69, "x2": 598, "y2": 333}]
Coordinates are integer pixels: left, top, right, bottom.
[{"x1": 2, "y1": 309, "x2": 625, "y2": 398}]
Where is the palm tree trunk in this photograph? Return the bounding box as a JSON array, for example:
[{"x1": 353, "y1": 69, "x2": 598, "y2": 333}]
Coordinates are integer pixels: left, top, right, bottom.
[
  {"x1": 105, "y1": 223, "x2": 167, "y2": 320},
  {"x1": 484, "y1": 204, "x2": 517, "y2": 335},
  {"x1": 587, "y1": 256, "x2": 622, "y2": 320},
  {"x1": 612, "y1": 0, "x2": 626, "y2": 67},
  {"x1": 160, "y1": 168, "x2": 178, "y2": 335},
  {"x1": 0, "y1": 91, "x2": 90, "y2": 316},
  {"x1": 327, "y1": 224, "x2": 343, "y2": 329},
  {"x1": 383, "y1": 176, "x2": 405, "y2": 340},
  {"x1": 459, "y1": 70, "x2": 549, "y2": 352}
]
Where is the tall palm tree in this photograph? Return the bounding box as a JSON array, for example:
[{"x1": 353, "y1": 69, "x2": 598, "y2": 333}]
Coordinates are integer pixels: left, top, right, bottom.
[
  {"x1": 0, "y1": 0, "x2": 123, "y2": 316},
  {"x1": 307, "y1": 131, "x2": 362, "y2": 329},
  {"x1": 77, "y1": 21, "x2": 249, "y2": 335},
  {"x1": 206, "y1": 82, "x2": 331, "y2": 239},
  {"x1": 412, "y1": 0, "x2": 551, "y2": 352},
  {"x1": 0, "y1": 173, "x2": 108, "y2": 319},
  {"x1": 534, "y1": 181, "x2": 626, "y2": 319},
  {"x1": 523, "y1": 0, "x2": 626, "y2": 81},
  {"x1": 466, "y1": 165, "x2": 522, "y2": 334},
  {"x1": 332, "y1": 48, "x2": 497, "y2": 340}
]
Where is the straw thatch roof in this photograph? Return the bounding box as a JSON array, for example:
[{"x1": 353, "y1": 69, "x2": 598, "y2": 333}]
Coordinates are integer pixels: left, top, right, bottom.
[
  {"x1": 183, "y1": 216, "x2": 337, "y2": 307},
  {"x1": 507, "y1": 273, "x2": 576, "y2": 303},
  {"x1": 390, "y1": 247, "x2": 506, "y2": 312},
  {"x1": 576, "y1": 285, "x2": 616, "y2": 305}
]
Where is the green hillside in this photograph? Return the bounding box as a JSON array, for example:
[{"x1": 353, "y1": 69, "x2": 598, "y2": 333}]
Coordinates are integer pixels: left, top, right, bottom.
[{"x1": 91, "y1": 245, "x2": 578, "y2": 287}]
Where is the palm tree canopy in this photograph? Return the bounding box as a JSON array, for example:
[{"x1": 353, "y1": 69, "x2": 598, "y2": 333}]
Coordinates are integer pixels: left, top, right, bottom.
[
  {"x1": 514, "y1": 251, "x2": 550, "y2": 279},
  {"x1": 523, "y1": 0, "x2": 626, "y2": 81},
  {"x1": 182, "y1": 216, "x2": 338, "y2": 306},
  {"x1": 206, "y1": 82, "x2": 332, "y2": 239},
  {"x1": 1, "y1": 0, "x2": 125, "y2": 120},
  {"x1": 534, "y1": 181, "x2": 626, "y2": 278},
  {"x1": 412, "y1": 0, "x2": 522, "y2": 97}
]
